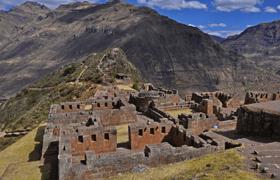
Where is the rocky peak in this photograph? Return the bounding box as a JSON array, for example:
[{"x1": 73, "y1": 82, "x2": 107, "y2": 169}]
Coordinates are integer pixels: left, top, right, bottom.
[
  {"x1": 14, "y1": 1, "x2": 50, "y2": 12},
  {"x1": 56, "y1": 1, "x2": 96, "y2": 11}
]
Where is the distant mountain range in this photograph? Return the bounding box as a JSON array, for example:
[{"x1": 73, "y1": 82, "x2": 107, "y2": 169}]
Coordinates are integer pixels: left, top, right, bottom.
[
  {"x1": 210, "y1": 35, "x2": 225, "y2": 43},
  {"x1": 0, "y1": 0, "x2": 279, "y2": 97},
  {"x1": 223, "y1": 20, "x2": 280, "y2": 75}
]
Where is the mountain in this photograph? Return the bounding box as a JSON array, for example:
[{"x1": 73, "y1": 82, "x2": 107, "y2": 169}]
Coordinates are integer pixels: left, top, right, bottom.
[
  {"x1": 0, "y1": 0, "x2": 279, "y2": 97},
  {"x1": 210, "y1": 35, "x2": 225, "y2": 43},
  {"x1": 223, "y1": 20, "x2": 280, "y2": 75},
  {"x1": 0, "y1": 48, "x2": 140, "y2": 132}
]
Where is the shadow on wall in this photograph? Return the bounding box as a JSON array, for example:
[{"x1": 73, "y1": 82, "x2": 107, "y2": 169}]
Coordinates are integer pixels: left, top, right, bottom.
[{"x1": 41, "y1": 141, "x2": 59, "y2": 180}]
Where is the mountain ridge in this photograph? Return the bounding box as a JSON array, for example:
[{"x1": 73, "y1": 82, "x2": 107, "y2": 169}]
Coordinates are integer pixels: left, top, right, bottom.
[
  {"x1": 0, "y1": 1, "x2": 279, "y2": 97},
  {"x1": 223, "y1": 20, "x2": 280, "y2": 75}
]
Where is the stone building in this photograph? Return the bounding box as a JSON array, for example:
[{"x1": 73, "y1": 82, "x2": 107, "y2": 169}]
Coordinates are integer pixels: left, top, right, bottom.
[
  {"x1": 42, "y1": 84, "x2": 239, "y2": 179},
  {"x1": 244, "y1": 91, "x2": 280, "y2": 104},
  {"x1": 237, "y1": 101, "x2": 280, "y2": 137},
  {"x1": 190, "y1": 91, "x2": 241, "y2": 122},
  {"x1": 178, "y1": 113, "x2": 218, "y2": 135}
]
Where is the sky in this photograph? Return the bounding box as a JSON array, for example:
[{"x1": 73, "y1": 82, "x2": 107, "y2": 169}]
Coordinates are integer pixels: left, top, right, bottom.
[{"x1": 0, "y1": 0, "x2": 280, "y2": 37}]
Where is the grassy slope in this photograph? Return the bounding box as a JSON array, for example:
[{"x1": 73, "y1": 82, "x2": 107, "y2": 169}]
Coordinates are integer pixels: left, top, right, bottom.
[
  {"x1": 111, "y1": 150, "x2": 262, "y2": 180},
  {"x1": 0, "y1": 48, "x2": 140, "y2": 131},
  {"x1": 0, "y1": 48, "x2": 141, "y2": 150},
  {"x1": 0, "y1": 125, "x2": 47, "y2": 180}
]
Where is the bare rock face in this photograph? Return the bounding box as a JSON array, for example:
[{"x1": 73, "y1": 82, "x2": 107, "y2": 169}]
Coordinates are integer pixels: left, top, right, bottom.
[
  {"x1": 223, "y1": 20, "x2": 280, "y2": 75},
  {"x1": 0, "y1": 1, "x2": 279, "y2": 97}
]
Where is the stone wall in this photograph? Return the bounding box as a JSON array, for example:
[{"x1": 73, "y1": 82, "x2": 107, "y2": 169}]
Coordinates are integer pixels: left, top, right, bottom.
[
  {"x1": 55, "y1": 102, "x2": 86, "y2": 113},
  {"x1": 178, "y1": 113, "x2": 218, "y2": 135},
  {"x1": 191, "y1": 91, "x2": 240, "y2": 109},
  {"x1": 95, "y1": 103, "x2": 137, "y2": 126},
  {"x1": 128, "y1": 121, "x2": 173, "y2": 150},
  {"x1": 237, "y1": 106, "x2": 280, "y2": 137},
  {"x1": 63, "y1": 126, "x2": 117, "y2": 156},
  {"x1": 244, "y1": 91, "x2": 280, "y2": 105},
  {"x1": 59, "y1": 142, "x2": 219, "y2": 179},
  {"x1": 218, "y1": 120, "x2": 237, "y2": 130},
  {"x1": 129, "y1": 88, "x2": 182, "y2": 113},
  {"x1": 199, "y1": 99, "x2": 213, "y2": 116}
]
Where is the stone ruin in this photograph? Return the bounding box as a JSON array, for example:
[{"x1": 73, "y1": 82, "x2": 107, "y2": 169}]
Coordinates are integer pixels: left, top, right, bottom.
[
  {"x1": 41, "y1": 84, "x2": 242, "y2": 179},
  {"x1": 237, "y1": 100, "x2": 280, "y2": 137},
  {"x1": 236, "y1": 91, "x2": 280, "y2": 137},
  {"x1": 234, "y1": 91, "x2": 280, "y2": 178},
  {"x1": 115, "y1": 73, "x2": 132, "y2": 85},
  {"x1": 244, "y1": 91, "x2": 280, "y2": 105}
]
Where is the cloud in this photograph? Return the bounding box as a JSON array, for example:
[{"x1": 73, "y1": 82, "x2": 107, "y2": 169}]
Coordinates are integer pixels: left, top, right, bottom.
[
  {"x1": 277, "y1": 5, "x2": 280, "y2": 10},
  {"x1": 0, "y1": 0, "x2": 101, "y2": 10},
  {"x1": 264, "y1": 6, "x2": 277, "y2": 13},
  {"x1": 213, "y1": 0, "x2": 262, "y2": 12},
  {"x1": 206, "y1": 30, "x2": 242, "y2": 38},
  {"x1": 137, "y1": 0, "x2": 207, "y2": 10},
  {"x1": 197, "y1": 25, "x2": 205, "y2": 29},
  {"x1": 208, "y1": 23, "x2": 226, "y2": 27},
  {"x1": 188, "y1": 24, "x2": 205, "y2": 29}
]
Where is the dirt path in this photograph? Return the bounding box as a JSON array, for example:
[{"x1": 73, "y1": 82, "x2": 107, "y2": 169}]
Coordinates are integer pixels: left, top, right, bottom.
[
  {"x1": 75, "y1": 65, "x2": 88, "y2": 83},
  {"x1": 27, "y1": 87, "x2": 55, "y2": 91}
]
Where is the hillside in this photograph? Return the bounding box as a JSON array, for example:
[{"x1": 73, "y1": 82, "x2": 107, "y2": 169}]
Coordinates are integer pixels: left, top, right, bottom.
[
  {"x1": 210, "y1": 35, "x2": 225, "y2": 43},
  {"x1": 1, "y1": 0, "x2": 279, "y2": 97},
  {"x1": 223, "y1": 20, "x2": 280, "y2": 75},
  {"x1": 0, "y1": 48, "x2": 140, "y2": 133}
]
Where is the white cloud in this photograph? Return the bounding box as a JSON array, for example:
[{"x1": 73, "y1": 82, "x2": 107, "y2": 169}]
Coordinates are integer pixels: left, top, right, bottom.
[
  {"x1": 197, "y1": 25, "x2": 205, "y2": 29},
  {"x1": 277, "y1": 5, "x2": 280, "y2": 10},
  {"x1": 0, "y1": 0, "x2": 101, "y2": 10},
  {"x1": 188, "y1": 24, "x2": 205, "y2": 29},
  {"x1": 213, "y1": 0, "x2": 262, "y2": 12},
  {"x1": 137, "y1": 0, "x2": 207, "y2": 10},
  {"x1": 188, "y1": 23, "x2": 196, "y2": 27},
  {"x1": 206, "y1": 30, "x2": 242, "y2": 38},
  {"x1": 264, "y1": 6, "x2": 277, "y2": 13},
  {"x1": 208, "y1": 23, "x2": 226, "y2": 27}
]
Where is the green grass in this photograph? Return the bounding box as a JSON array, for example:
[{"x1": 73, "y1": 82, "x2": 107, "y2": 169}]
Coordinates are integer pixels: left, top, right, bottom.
[{"x1": 110, "y1": 150, "x2": 262, "y2": 180}]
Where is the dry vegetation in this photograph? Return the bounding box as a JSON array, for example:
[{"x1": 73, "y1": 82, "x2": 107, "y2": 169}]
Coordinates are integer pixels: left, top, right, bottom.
[
  {"x1": 0, "y1": 125, "x2": 48, "y2": 180},
  {"x1": 111, "y1": 150, "x2": 262, "y2": 180},
  {"x1": 116, "y1": 124, "x2": 129, "y2": 144},
  {"x1": 164, "y1": 108, "x2": 193, "y2": 118}
]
